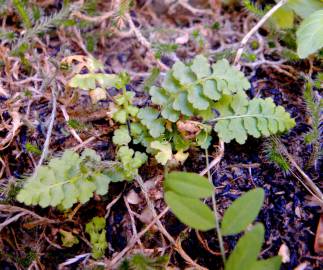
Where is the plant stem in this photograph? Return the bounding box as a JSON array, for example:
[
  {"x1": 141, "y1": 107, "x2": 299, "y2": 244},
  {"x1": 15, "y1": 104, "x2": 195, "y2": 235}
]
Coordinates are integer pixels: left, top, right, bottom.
[
  {"x1": 234, "y1": 0, "x2": 288, "y2": 66},
  {"x1": 122, "y1": 85, "x2": 132, "y2": 136},
  {"x1": 205, "y1": 149, "x2": 226, "y2": 264}
]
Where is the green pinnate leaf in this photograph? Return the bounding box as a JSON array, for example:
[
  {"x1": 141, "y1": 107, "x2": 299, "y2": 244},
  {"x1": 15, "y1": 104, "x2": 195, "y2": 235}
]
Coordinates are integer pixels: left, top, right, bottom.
[
  {"x1": 69, "y1": 73, "x2": 119, "y2": 91},
  {"x1": 191, "y1": 55, "x2": 211, "y2": 79},
  {"x1": 113, "y1": 109, "x2": 127, "y2": 124},
  {"x1": 113, "y1": 126, "x2": 131, "y2": 145},
  {"x1": 172, "y1": 92, "x2": 194, "y2": 116},
  {"x1": 212, "y1": 59, "x2": 250, "y2": 94},
  {"x1": 296, "y1": 10, "x2": 323, "y2": 58},
  {"x1": 150, "y1": 141, "x2": 172, "y2": 165},
  {"x1": 161, "y1": 104, "x2": 180, "y2": 122},
  {"x1": 187, "y1": 84, "x2": 210, "y2": 110},
  {"x1": 69, "y1": 74, "x2": 96, "y2": 90},
  {"x1": 225, "y1": 223, "x2": 265, "y2": 270},
  {"x1": 93, "y1": 174, "x2": 111, "y2": 195},
  {"x1": 196, "y1": 130, "x2": 212, "y2": 149},
  {"x1": 138, "y1": 107, "x2": 159, "y2": 124},
  {"x1": 95, "y1": 73, "x2": 119, "y2": 88},
  {"x1": 126, "y1": 105, "x2": 139, "y2": 117},
  {"x1": 214, "y1": 93, "x2": 295, "y2": 144},
  {"x1": 164, "y1": 172, "x2": 213, "y2": 198},
  {"x1": 138, "y1": 107, "x2": 165, "y2": 138},
  {"x1": 221, "y1": 188, "x2": 265, "y2": 235},
  {"x1": 16, "y1": 149, "x2": 113, "y2": 209},
  {"x1": 150, "y1": 86, "x2": 169, "y2": 106},
  {"x1": 76, "y1": 179, "x2": 96, "y2": 204},
  {"x1": 203, "y1": 79, "x2": 221, "y2": 101},
  {"x1": 164, "y1": 191, "x2": 215, "y2": 231},
  {"x1": 162, "y1": 71, "x2": 180, "y2": 94},
  {"x1": 172, "y1": 61, "x2": 196, "y2": 84},
  {"x1": 117, "y1": 146, "x2": 147, "y2": 180}
]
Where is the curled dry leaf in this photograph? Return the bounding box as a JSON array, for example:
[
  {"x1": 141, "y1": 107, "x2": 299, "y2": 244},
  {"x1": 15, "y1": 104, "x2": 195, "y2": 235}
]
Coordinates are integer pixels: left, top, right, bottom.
[
  {"x1": 294, "y1": 262, "x2": 308, "y2": 270},
  {"x1": 176, "y1": 120, "x2": 201, "y2": 139},
  {"x1": 0, "y1": 110, "x2": 22, "y2": 150},
  {"x1": 314, "y1": 214, "x2": 323, "y2": 253}
]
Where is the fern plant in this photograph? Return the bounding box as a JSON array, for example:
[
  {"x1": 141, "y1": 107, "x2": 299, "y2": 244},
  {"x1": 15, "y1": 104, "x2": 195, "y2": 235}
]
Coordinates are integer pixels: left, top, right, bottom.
[
  {"x1": 67, "y1": 55, "x2": 294, "y2": 166},
  {"x1": 16, "y1": 149, "x2": 113, "y2": 209}
]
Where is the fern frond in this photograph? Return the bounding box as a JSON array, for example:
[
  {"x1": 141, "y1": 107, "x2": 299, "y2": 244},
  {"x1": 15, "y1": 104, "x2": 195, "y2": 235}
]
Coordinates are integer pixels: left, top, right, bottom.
[
  {"x1": 16, "y1": 149, "x2": 112, "y2": 209},
  {"x1": 213, "y1": 91, "x2": 295, "y2": 144}
]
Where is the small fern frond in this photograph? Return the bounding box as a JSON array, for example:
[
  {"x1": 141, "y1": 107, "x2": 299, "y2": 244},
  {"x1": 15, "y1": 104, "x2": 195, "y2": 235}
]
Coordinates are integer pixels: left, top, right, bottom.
[
  {"x1": 213, "y1": 91, "x2": 295, "y2": 144},
  {"x1": 85, "y1": 217, "x2": 108, "y2": 259},
  {"x1": 16, "y1": 149, "x2": 112, "y2": 209}
]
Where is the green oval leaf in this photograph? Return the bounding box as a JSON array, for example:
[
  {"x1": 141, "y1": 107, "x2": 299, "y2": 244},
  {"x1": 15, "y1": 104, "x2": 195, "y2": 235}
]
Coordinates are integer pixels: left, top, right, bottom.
[
  {"x1": 288, "y1": 0, "x2": 323, "y2": 18},
  {"x1": 225, "y1": 223, "x2": 265, "y2": 270},
  {"x1": 251, "y1": 256, "x2": 282, "y2": 270},
  {"x1": 164, "y1": 191, "x2": 215, "y2": 231},
  {"x1": 221, "y1": 188, "x2": 265, "y2": 235},
  {"x1": 164, "y1": 172, "x2": 213, "y2": 198},
  {"x1": 296, "y1": 9, "x2": 323, "y2": 58}
]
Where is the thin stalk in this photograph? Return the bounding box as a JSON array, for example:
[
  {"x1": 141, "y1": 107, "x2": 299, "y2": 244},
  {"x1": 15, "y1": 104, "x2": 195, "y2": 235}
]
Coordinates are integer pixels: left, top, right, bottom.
[
  {"x1": 205, "y1": 149, "x2": 226, "y2": 264},
  {"x1": 234, "y1": 0, "x2": 288, "y2": 66},
  {"x1": 121, "y1": 85, "x2": 132, "y2": 136}
]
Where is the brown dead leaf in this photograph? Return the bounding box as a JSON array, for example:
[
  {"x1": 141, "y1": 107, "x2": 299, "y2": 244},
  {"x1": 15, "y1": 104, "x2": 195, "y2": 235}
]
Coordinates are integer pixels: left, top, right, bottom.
[
  {"x1": 176, "y1": 120, "x2": 201, "y2": 139},
  {"x1": 314, "y1": 214, "x2": 323, "y2": 253},
  {"x1": 294, "y1": 262, "x2": 308, "y2": 270},
  {"x1": 0, "y1": 109, "x2": 22, "y2": 150}
]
